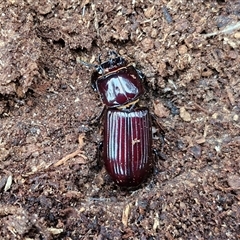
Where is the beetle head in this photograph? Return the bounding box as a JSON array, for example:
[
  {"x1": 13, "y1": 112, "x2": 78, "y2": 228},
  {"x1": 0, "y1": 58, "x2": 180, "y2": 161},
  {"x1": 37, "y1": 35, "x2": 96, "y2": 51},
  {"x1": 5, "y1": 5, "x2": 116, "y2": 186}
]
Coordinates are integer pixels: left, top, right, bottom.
[
  {"x1": 96, "y1": 51, "x2": 127, "y2": 74},
  {"x1": 79, "y1": 51, "x2": 127, "y2": 91}
]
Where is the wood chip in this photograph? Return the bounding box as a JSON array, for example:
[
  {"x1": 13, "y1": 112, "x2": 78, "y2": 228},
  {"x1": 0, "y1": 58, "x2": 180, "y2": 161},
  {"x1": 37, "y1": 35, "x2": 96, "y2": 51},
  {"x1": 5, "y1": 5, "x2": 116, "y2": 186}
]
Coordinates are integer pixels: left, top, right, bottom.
[
  {"x1": 234, "y1": 32, "x2": 240, "y2": 38},
  {"x1": 122, "y1": 204, "x2": 131, "y2": 227},
  {"x1": 47, "y1": 227, "x2": 64, "y2": 235},
  {"x1": 153, "y1": 213, "x2": 160, "y2": 231},
  {"x1": 4, "y1": 175, "x2": 12, "y2": 192}
]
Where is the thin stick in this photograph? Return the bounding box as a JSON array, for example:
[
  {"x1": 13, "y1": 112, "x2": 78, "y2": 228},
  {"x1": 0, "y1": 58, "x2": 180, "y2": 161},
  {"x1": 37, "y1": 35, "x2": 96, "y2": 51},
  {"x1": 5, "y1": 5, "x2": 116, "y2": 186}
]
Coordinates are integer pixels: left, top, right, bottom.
[{"x1": 203, "y1": 21, "x2": 240, "y2": 38}]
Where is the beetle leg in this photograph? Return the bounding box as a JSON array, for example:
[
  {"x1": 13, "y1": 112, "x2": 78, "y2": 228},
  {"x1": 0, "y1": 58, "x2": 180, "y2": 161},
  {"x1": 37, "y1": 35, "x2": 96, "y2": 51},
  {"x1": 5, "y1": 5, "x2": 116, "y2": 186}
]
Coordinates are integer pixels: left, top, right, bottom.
[
  {"x1": 135, "y1": 68, "x2": 146, "y2": 82},
  {"x1": 129, "y1": 101, "x2": 137, "y2": 111},
  {"x1": 96, "y1": 141, "x2": 103, "y2": 170},
  {"x1": 153, "y1": 148, "x2": 167, "y2": 161},
  {"x1": 97, "y1": 53, "x2": 102, "y2": 64},
  {"x1": 151, "y1": 113, "x2": 165, "y2": 138},
  {"x1": 90, "y1": 141, "x2": 103, "y2": 172},
  {"x1": 91, "y1": 72, "x2": 98, "y2": 91},
  {"x1": 87, "y1": 105, "x2": 106, "y2": 126},
  {"x1": 150, "y1": 113, "x2": 166, "y2": 162}
]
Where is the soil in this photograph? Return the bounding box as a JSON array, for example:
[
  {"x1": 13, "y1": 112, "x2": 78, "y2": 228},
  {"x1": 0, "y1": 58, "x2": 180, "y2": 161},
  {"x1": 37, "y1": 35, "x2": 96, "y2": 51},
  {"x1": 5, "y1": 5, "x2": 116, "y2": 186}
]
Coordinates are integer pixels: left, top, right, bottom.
[{"x1": 0, "y1": 0, "x2": 240, "y2": 239}]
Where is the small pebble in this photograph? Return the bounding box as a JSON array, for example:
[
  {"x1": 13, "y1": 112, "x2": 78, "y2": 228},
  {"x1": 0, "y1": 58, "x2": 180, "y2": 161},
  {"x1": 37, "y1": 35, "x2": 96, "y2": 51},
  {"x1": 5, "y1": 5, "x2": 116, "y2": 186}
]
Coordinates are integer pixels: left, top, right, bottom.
[{"x1": 180, "y1": 107, "x2": 191, "y2": 122}]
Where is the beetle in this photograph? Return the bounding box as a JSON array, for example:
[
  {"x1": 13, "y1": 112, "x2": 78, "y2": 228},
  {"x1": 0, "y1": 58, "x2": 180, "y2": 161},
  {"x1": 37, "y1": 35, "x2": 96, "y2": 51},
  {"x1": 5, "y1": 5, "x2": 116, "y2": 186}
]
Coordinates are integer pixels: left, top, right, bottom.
[{"x1": 81, "y1": 51, "x2": 153, "y2": 187}]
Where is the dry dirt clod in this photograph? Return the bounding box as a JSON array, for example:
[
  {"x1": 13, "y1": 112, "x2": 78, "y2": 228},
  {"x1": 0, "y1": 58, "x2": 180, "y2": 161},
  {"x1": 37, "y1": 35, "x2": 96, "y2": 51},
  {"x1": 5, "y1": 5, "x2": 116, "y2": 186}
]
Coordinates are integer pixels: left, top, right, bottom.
[
  {"x1": 153, "y1": 101, "x2": 170, "y2": 118},
  {"x1": 227, "y1": 175, "x2": 240, "y2": 190},
  {"x1": 179, "y1": 107, "x2": 191, "y2": 122},
  {"x1": 144, "y1": 6, "x2": 156, "y2": 18}
]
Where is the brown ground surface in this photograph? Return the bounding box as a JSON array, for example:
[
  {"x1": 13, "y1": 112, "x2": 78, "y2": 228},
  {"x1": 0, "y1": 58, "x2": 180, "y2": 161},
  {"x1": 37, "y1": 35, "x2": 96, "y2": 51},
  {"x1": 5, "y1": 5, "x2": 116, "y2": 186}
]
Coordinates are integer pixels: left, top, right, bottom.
[{"x1": 0, "y1": 0, "x2": 240, "y2": 239}]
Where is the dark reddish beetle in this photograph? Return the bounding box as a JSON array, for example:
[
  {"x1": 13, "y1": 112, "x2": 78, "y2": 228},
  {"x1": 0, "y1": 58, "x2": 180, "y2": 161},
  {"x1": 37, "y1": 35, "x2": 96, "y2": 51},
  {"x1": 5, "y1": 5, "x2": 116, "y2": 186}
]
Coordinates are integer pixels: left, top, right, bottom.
[{"x1": 81, "y1": 51, "x2": 152, "y2": 187}]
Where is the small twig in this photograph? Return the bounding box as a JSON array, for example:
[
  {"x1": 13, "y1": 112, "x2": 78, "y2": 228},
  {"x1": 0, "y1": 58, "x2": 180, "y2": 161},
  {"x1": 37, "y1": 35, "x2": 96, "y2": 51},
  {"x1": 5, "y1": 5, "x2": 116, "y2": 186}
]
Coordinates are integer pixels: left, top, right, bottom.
[
  {"x1": 214, "y1": 183, "x2": 240, "y2": 192},
  {"x1": 193, "y1": 102, "x2": 209, "y2": 115},
  {"x1": 22, "y1": 134, "x2": 87, "y2": 176},
  {"x1": 203, "y1": 21, "x2": 240, "y2": 38},
  {"x1": 53, "y1": 149, "x2": 87, "y2": 167},
  {"x1": 53, "y1": 134, "x2": 87, "y2": 167}
]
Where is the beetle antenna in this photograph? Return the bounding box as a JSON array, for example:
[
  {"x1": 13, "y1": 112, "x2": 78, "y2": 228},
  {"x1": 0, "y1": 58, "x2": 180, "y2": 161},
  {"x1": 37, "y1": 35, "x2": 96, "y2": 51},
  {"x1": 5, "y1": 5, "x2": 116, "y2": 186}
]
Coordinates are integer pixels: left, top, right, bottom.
[{"x1": 77, "y1": 58, "x2": 98, "y2": 69}]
